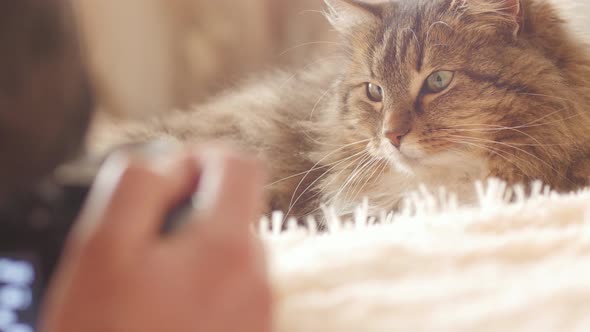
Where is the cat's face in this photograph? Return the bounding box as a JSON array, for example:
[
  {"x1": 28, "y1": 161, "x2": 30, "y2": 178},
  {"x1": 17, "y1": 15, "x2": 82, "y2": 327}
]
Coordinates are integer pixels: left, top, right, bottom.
[{"x1": 328, "y1": 0, "x2": 579, "y2": 185}]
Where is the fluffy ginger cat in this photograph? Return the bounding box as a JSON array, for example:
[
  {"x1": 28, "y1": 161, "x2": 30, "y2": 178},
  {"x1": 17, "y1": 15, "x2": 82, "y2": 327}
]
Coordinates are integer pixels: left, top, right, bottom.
[{"x1": 91, "y1": 0, "x2": 590, "y2": 219}]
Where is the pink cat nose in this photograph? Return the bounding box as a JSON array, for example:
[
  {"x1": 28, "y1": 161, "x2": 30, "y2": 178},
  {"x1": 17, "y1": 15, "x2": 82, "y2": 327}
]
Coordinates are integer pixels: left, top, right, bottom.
[{"x1": 385, "y1": 129, "x2": 409, "y2": 149}]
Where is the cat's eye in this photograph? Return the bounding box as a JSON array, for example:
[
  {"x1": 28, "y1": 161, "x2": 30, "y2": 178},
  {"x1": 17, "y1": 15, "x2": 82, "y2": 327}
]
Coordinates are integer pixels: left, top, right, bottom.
[
  {"x1": 366, "y1": 83, "x2": 383, "y2": 103},
  {"x1": 425, "y1": 71, "x2": 454, "y2": 93}
]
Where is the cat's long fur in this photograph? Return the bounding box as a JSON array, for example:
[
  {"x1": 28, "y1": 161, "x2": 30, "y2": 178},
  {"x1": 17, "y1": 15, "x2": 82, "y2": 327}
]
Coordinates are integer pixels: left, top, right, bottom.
[{"x1": 91, "y1": 0, "x2": 590, "y2": 218}]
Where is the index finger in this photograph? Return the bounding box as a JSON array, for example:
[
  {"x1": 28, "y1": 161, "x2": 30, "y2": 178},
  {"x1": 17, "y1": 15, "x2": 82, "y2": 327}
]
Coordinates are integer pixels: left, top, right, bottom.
[{"x1": 177, "y1": 147, "x2": 266, "y2": 245}]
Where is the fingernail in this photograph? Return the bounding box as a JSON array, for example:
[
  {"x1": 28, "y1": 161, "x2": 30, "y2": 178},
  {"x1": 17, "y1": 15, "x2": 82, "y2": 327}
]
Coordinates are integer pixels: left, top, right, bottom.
[{"x1": 191, "y1": 148, "x2": 225, "y2": 217}]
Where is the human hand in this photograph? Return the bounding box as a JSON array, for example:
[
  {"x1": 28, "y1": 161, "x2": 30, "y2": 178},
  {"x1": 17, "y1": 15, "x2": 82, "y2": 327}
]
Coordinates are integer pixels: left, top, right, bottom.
[{"x1": 39, "y1": 147, "x2": 272, "y2": 332}]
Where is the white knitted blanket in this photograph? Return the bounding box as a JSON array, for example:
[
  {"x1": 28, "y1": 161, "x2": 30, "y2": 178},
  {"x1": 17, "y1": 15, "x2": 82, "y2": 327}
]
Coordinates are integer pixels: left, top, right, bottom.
[{"x1": 265, "y1": 180, "x2": 590, "y2": 331}]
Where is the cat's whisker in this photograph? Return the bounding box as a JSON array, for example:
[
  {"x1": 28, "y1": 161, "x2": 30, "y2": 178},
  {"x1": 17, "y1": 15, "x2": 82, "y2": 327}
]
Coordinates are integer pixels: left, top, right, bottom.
[
  {"x1": 426, "y1": 21, "x2": 453, "y2": 43},
  {"x1": 445, "y1": 131, "x2": 543, "y2": 150},
  {"x1": 442, "y1": 106, "x2": 568, "y2": 130},
  {"x1": 348, "y1": 159, "x2": 387, "y2": 205},
  {"x1": 301, "y1": 127, "x2": 343, "y2": 148},
  {"x1": 372, "y1": 159, "x2": 389, "y2": 186},
  {"x1": 302, "y1": 124, "x2": 347, "y2": 148},
  {"x1": 314, "y1": 155, "x2": 371, "y2": 210},
  {"x1": 302, "y1": 151, "x2": 376, "y2": 217},
  {"x1": 309, "y1": 85, "x2": 335, "y2": 121},
  {"x1": 285, "y1": 150, "x2": 370, "y2": 219},
  {"x1": 437, "y1": 112, "x2": 575, "y2": 147},
  {"x1": 400, "y1": 27, "x2": 421, "y2": 52},
  {"x1": 446, "y1": 134, "x2": 552, "y2": 166},
  {"x1": 266, "y1": 146, "x2": 367, "y2": 187},
  {"x1": 333, "y1": 154, "x2": 373, "y2": 197},
  {"x1": 517, "y1": 92, "x2": 574, "y2": 103},
  {"x1": 441, "y1": 105, "x2": 581, "y2": 134},
  {"x1": 285, "y1": 138, "x2": 371, "y2": 206},
  {"x1": 445, "y1": 134, "x2": 566, "y2": 178},
  {"x1": 439, "y1": 130, "x2": 566, "y2": 147},
  {"x1": 278, "y1": 41, "x2": 349, "y2": 57},
  {"x1": 515, "y1": 93, "x2": 590, "y2": 122},
  {"x1": 297, "y1": 9, "x2": 326, "y2": 16},
  {"x1": 285, "y1": 139, "x2": 371, "y2": 207},
  {"x1": 443, "y1": 138, "x2": 531, "y2": 176},
  {"x1": 524, "y1": 110, "x2": 588, "y2": 128},
  {"x1": 449, "y1": 128, "x2": 573, "y2": 188},
  {"x1": 440, "y1": 121, "x2": 547, "y2": 135},
  {"x1": 342, "y1": 156, "x2": 378, "y2": 204},
  {"x1": 325, "y1": 154, "x2": 376, "y2": 208},
  {"x1": 284, "y1": 139, "x2": 371, "y2": 194},
  {"x1": 442, "y1": 127, "x2": 546, "y2": 150},
  {"x1": 509, "y1": 107, "x2": 579, "y2": 130},
  {"x1": 278, "y1": 55, "x2": 346, "y2": 91}
]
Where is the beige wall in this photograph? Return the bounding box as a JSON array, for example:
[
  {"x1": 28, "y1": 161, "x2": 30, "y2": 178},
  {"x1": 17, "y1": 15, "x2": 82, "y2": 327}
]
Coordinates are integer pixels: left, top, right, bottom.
[{"x1": 77, "y1": 0, "x2": 336, "y2": 118}]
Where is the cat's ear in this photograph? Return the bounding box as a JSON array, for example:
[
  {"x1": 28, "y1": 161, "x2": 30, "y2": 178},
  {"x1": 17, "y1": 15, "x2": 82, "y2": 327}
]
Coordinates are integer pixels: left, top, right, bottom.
[
  {"x1": 324, "y1": 0, "x2": 384, "y2": 33},
  {"x1": 463, "y1": 0, "x2": 524, "y2": 37}
]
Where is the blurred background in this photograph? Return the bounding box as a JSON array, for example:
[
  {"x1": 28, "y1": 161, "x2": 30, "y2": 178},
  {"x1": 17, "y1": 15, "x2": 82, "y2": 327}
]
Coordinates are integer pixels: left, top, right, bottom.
[
  {"x1": 76, "y1": 0, "x2": 338, "y2": 119},
  {"x1": 75, "y1": 0, "x2": 590, "y2": 120}
]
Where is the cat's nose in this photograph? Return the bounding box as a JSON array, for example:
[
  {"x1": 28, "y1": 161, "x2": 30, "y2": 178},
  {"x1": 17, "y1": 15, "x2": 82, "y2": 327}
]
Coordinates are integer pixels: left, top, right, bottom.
[{"x1": 384, "y1": 128, "x2": 410, "y2": 149}]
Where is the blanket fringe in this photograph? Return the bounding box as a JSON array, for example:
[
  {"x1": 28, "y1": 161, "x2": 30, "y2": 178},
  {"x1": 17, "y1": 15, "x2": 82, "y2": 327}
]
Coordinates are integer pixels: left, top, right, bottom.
[{"x1": 258, "y1": 178, "x2": 583, "y2": 238}]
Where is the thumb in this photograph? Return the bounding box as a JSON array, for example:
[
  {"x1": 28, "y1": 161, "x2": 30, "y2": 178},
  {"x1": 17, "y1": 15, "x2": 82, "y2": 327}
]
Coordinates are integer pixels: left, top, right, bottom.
[{"x1": 70, "y1": 152, "x2": 200, "y2": 253}]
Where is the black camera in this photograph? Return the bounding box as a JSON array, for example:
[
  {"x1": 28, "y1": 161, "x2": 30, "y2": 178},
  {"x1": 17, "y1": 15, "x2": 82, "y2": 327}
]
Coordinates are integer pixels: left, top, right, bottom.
[
  {"x1": 0, "y1": 171, "x2": 92, "y2": 331},
  {"x1": 0, "y1": 0, "x2": 198, "y2": 330},
  {"x1": 0, "y1": 0, "x2": 96, "y2": 328},
  {"x1": 0, "y1": 146, "x2": 191, "y2": 331}
]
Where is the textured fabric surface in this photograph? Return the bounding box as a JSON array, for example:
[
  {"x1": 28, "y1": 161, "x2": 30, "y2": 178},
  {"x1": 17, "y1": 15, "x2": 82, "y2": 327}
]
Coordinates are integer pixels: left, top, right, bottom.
[{"x1": 266, "y1": 180, "x2": 590, "y2": 331}]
